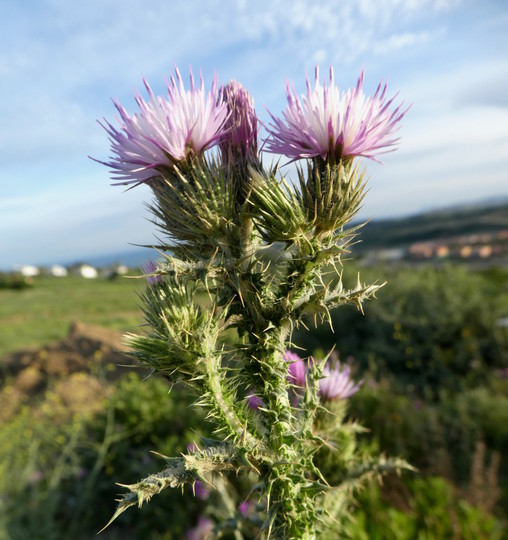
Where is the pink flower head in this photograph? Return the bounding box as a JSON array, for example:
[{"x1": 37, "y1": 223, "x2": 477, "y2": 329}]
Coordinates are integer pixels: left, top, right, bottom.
[
  {"x1": 319, "y1": 361, "x2": 362, "y2": 401},
  {"x1": 95, "y1": 67, "x2": 229, "y2": 186},
  {"x1": 265, "y1": 66, "x2": 408, "y2": 163},
  {"x1": 219, "y1": 80, "x2": 259, "y2": 164},
  {"x1": 284, "y1": 350, "x2": 307, "y2": 388}
]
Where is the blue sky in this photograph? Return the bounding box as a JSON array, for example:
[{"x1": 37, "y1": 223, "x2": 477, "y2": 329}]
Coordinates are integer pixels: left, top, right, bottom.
[{"x1": 1, "y1": 0, "x2": 507, "y2": 269}]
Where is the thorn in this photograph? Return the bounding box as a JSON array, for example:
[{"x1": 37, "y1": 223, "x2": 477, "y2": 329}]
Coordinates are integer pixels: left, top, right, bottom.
[{"x1": 150, "y1": 450, "x2": 170, "y2": 461}]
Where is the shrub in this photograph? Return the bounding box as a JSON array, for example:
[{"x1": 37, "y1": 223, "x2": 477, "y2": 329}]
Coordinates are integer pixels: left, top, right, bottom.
[
  {"x1": 296, "y1": 264, "x2": 508, "y2": 396},
  {"x1": 0, "y1": 373, "x2": 208, "y2": 540},
  {"x1": 348, "y1": 477, "x2": 505, "y2": 540}
]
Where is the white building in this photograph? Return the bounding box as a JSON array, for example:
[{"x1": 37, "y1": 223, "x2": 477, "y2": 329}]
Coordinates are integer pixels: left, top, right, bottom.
[
  {"x1": 74, "y1": 264, "x2": 98, "y2": 279},
  {"x1": 49, "y1": 264, "x2": 68, "y2": 277},
  {"x1": 19, "y1": 265, "x2": 40, "y2": 277}
]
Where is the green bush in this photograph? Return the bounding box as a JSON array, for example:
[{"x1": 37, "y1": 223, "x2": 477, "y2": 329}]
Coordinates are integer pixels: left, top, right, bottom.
[
  {"x1": 0, "y1": 373, "x2": 209, "y2": 540},
  {"x1": 348, "y1": 477, "x2": 505, "y2": 540},
  {"x1": 349, "y1": 382, "x2": 475, "y2": 482},
  {"x1": 295, "y1": 264, "x2": 508, "y2": 396},
  {"x1": 0, "y1": 273, "x2": 32, "y2": 290},
  {"x1": 350, "y1": 380, "x2": 508, "y2": 479}
]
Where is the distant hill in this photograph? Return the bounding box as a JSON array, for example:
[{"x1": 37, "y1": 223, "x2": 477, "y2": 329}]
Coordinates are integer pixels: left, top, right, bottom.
[
  {"x1": 24, "y1": 200, "x2": 507, "y2": 271},
  {"x1": 80, "y1": 248, "x2": 162, "y2": 268},
  {"x1": 54, "y1": 247, "x2": 163, "y2": 270},
  {"x1": 351, "y1": 200, "x2": 508, "y2": 253},
  {"x1": 82, "y1": 201, "x2": 508, "y2": 267}
]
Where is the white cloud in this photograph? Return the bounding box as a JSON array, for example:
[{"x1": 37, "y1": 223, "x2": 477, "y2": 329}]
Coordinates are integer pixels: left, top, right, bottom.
[{"x1": 360, "y1": 98, "x2": 508, "y2": 218}]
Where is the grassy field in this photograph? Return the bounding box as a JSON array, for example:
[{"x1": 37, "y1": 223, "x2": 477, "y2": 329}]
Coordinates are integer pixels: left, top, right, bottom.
[{"x1": 0, "y1": 275, "x2": 147, "y2": 357}]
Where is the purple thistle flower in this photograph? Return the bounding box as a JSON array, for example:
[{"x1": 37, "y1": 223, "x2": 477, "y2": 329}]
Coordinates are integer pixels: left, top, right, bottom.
[
  {"x1": 94, "y1": 67, "x2": 229, "y2": 186},
  {"x1": 265, "y1": 66, "x2": 408, "y2": 163},
  {"x1": 319, "y1": 361, "x2": 362, "y2": 401},
  {"x1": 284, "y1": 351, "x2": 308, "y2": 388},
  {"x1": 219, "y1": 80, "x2": 259, "y2": 164},
  {"x1": 238, "y1": 499, "x2": 255, "y2": 516}
]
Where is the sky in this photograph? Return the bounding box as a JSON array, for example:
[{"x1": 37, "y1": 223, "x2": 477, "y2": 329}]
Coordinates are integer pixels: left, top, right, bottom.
[{"x1": 1, "y1": 0, "x2": 507, "y2": 269}]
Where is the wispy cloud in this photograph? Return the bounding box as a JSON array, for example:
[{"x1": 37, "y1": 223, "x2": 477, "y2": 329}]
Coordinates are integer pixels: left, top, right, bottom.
[{"x1": 372, "y1": 31, "x2": 434, "y2": 55}]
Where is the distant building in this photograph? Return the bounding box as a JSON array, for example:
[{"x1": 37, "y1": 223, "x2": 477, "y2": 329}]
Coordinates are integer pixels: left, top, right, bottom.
[
  {"x1": 408, "y1": 243, "x2": 434, "y2": 259},
  {"x1": 49, "y1": 264, "x2": 68, "y2": 277},
  {"x1": 498, "y1": 317, "x2": 508, "y2": 328},
  {"x1": 375, "y1": 248, "x2": 405, "y2": 262},
  {"x1": 459, "y1": 245, "x2": 472, "y2": 258},
  {"x1": 19, "y1": 265, "x2": 40, "y2": 277},
  {"x1": 435, "y1": 245, "x2": 450, "y2": 258},
  {"x1": 100, "y1": 264, "x2": 129, "y2": 279},
  {"x1": 478, "y1": 245, "x2": 493, "y2": 258},
  {"x1": 73, "y1": 264, "x2": 98, "y2": 279}
]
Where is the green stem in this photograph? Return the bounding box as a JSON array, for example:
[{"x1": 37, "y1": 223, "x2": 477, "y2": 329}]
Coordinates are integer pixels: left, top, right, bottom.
[
  {"x1": 233, "y1": 211, "x2": 322, "y2": 539},
  {"x1": 266, "y1": 470, "x2": 320, "y2": 540},
  {"x1": 204, "y1": 356, "x2": 259, "y2": 449}
]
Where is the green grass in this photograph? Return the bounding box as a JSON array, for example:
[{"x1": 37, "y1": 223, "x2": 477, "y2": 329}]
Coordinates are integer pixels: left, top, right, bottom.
[{"x1": 0, "y1": 275, "x2": 147, "y2": 357}]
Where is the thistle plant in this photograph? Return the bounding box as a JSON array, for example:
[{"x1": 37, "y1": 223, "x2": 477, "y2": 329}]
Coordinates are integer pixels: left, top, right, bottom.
[{"x1": 95, "y1": 65, "x2": 411, "y2": 539}]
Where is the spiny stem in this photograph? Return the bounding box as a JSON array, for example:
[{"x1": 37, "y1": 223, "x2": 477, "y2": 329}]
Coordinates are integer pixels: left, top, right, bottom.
[{"x1": 203, "y1": 356, "x2": 259, "y2": 449}]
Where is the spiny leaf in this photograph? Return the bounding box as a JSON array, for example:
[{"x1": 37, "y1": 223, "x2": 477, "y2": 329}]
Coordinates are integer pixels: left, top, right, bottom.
[{"x1": 100, "y1": 445, "x2": 246, "y2": 533}]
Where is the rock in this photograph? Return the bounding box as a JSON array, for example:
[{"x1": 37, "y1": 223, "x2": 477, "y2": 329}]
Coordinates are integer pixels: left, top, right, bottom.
[
  {"x1": 0, "y1": 321, "x2": 140, "y2": 391},
  {"x1": 14, "y1": 366, "x2": 44, "y2": 395}
]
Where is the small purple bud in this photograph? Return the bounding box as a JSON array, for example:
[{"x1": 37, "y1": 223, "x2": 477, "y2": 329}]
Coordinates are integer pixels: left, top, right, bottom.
[
  {"x1": 238, "y1": 499, "x2": 255, "y2": 516},
  {"x1": 193, "y1": 480, "x2": 210, "y2": 500},
  {"x1": 219, "y1": 80, "x2": 259, "y2": 165},
  {"x1": 76, "y1": 467, "x2": 88, "y2": 479},
  {"x1": 143, "y1": 260, "x2": 162, "y2": 286},
  {"x1": 28, "y1": 470, "x2": 44, "y2": 485},
  {"x1": 246, "y1": 390, "x2": 264, "y2": 410}
]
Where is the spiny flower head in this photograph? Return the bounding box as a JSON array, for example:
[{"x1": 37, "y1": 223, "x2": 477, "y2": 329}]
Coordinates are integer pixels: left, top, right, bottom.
[
  {"x1": 219, "y1": 80, "x2": 259, "y2": 165},
  {"x1": 319, "y1": 361, "x2": 362, "y2": 401},
  {"x1": 96, "y1": 67, "x2": 229, "y2": 186},
  {"x1": 265, "y1": 66, "x2": 408, "y2": 164}
]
